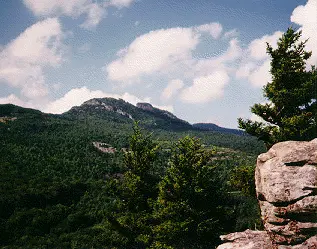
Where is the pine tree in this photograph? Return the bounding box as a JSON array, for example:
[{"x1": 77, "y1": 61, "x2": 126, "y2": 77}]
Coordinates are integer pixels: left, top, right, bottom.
[
  {"x1": 153, "y1": 136, "x2": 227, "y2": 248},
  {"x1": 108, "y1": 122, "x2": 160, "y2": 248},
  {"x1": 238, "y1": 27, "x2": 317, "y2": 148}
]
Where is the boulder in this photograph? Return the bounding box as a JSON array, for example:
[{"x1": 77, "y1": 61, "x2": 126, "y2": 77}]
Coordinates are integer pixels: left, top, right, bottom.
[
  {"x1": 256, "y1": 139, "x2": 317, "y2": 246},
  {"x1": 217, "y1": 229, "x2": 272, "y2": 249},
  {"x1": 217, "y1": 139, "x2": 317, "y2": 249}
]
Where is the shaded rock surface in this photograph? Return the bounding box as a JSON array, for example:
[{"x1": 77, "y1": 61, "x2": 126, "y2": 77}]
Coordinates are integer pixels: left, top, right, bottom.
[
  {"x1": 257, "y1": 139, "x2": 317, "y2": 246},
  {"x1": 217, "y1": 139, "x2": 317, "y2": 249},
  {"x1": 217, "y1": 229, "x2": 272, "y2": 249}
]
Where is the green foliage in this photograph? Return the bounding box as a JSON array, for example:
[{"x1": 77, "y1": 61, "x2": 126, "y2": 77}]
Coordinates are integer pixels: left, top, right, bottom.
[
  {"x1": 230, "y1": 165, "x2": 256, "y2": 197},
  {"x1": 153, "y1": 137, "x2": 228, "y2": 248},
  {"x1": 107, "y1": 122, "x2": 160, "y2": 248},
  {"x1": 0, "y1": 104, "x2": 264, "y2": 248},
  {"x1": 238, "y1": 27, "x2": 317, "y2": 148}
]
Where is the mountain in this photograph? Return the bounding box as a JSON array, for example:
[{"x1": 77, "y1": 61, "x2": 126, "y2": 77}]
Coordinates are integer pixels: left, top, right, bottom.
[
  {"x1": 0, "y1": 99, "x2": 265, "y2": 154},
  {"x1": 193, "y1": 123, "x2": 246, "y2": 136},
  {"x1": 63, "y1": 97, "x2": 192, "y2": 131},
  {"x1": 0, "y1": 99, "x2": 248, "y2": 136},
  {"x1": 63, "y1": 98, "x2": 249, "y2": 136},
  {"x1": 0, "y1": 100, "x2": 265, "y2": 248}
]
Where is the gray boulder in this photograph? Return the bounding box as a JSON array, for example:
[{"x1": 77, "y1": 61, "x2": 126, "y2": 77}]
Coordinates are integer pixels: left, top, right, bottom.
[{"x1": 217, "y1": 139, "x2": 317, "y2": 249}]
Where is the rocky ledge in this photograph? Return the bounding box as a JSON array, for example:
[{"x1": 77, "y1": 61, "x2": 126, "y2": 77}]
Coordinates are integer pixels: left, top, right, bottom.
[{"x1": 217, "y1": 139, "x2": 317, "y2": 249}]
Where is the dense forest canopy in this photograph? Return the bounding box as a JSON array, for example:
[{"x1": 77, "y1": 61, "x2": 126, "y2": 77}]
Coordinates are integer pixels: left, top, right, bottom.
[{"x1": 0, "y1": 100, "x2": 263, "y2": 248}]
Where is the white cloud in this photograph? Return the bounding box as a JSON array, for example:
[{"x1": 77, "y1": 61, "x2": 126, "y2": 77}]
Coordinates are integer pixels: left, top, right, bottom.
[
  {"x1": 196, "y1": 22, "x2": 223, "y2": 39},
  {"x1": 109, "y1": 0, "x2": 136, "y2": 8},
  {"x1": 161, "y1": 79, "x2": 184, "y2": 100},
  {"x1": 223, "y1": 29, "x2": 239, "y2": 39},
  {"x1": 23, "y1": 0, "x2": 91, "y2": 17},
  {"x1": 152, "y1": 104, "x2": 174, "y2": 113},
  {"x1": 180, "y1": 70, "x2": 230, "y2": 103},
  {"x1": 248, "y1": 59, "x2": 272, "y2": 87},
  {"x1": 235, "y1": 31, "x2": 282, "y2": 87},
  {"x1": 105, "y1": 23, "x2": 243, "y2": 85},
  {"x1": 105, "y1": 27, "x2": 200, "y2": 82},
  {"x1": 291, "y1": 0, "x2": 317, "y2": 66},
  {"x1": 236, "y1": 59, "x2": 272, "y2": 88},
  {"x1": 80, "y1": 3, "x2": 106, "y2": 29},
  {"x1": 193, "y1": 38, "x2": 242, "y2": 77},
  {"x1": 236, "y1": 62, "x2": 256, "y2": 79},
  {"x1": 0, "y1": 94, "x2": 33, "y2": 108},
  {"x1": 23, "y1": 0, "x2": 136, "y2": 29},
  {"x1": 248, "y1": 31, "x2": 283, "y2": 60},
  {"x1": 0, "y1": 18, "x2": 65, "y2": 99}
]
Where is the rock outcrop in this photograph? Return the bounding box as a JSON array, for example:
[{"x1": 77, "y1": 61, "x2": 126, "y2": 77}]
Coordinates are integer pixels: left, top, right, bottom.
[
  {"x1": 136, "y1": 102, "x2": 154, "y2": 112},
  {"x1": 217, "y1": 139, "x2": 317, "y2": 249},
  {"x1": 217, "y1": 229, "x2": 273, "y2": 249}
]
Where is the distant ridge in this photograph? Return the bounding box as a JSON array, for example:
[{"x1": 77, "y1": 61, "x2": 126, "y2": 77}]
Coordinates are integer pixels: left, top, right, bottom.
[
  {"x1": 62, "y1": 98, "x2": 193, "y2": 131},
  {"x1": 192, "y1": 123, "x2": 246, "y2": 136},
  {"x1": 0, "y1": 100, "x2": 247, "y2": 136}
]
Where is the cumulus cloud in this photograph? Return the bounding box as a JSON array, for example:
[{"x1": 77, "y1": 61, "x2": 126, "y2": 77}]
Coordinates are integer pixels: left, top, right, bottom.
[
  {"x1": 80, "y1": 3, "x2": 106, "y2": 29},
  {"x1": 104, "y1": 22, "x2": 244, "y2": 106},
  {"x1": 235, "y1": 31, "x2": 282, "y2": 87},
  {"x1": 180, "y1": 70, "x2": 230, "y2": 103},
  {"x1": 105, "y1": 27, "x2": 200, "y2": 82},
  {"x1": 193, "y1": 38, "x2": 242, "y2": 77},
  {"x1": 247, "y1": 60, "x2": 272, "y2": 87},
  {"x1": 0, "y1": 94, "x2": 34, "y2": 108},
  {"x1": 223, "y1": 29, "x2": 239, "y2": 39},
  {"x1": 291, "y1": 0, "x2": 317, "y2": 66},
  {"x1": 109, "y1": 0, "x2": 136, "y2": 8},
  {"x1": 161, "y1": 79, "x2": 184, "y2": 100},
  {"x1": 195, "y1": 22, "x2": 223, "y2": 39},
  {"x1": 23, "y1": 0, "x2": 136, "y2": 29},
  {"x1": 248, "y1": 31, "x2": 283, "y2": 60},
  {"x1": 105, "y1": 23, "x2": 243, "y2": 84},
  {"x1": 152, "y1": 104, "x2": 174, "y2": 113},
  {"x1": 0, "y1": 18, "x2": 65, "y2": 99}
]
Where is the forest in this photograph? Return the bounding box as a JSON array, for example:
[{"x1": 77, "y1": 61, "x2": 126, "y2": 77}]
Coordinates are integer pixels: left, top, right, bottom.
[{"x1": 0, "y1": 102, "x2": 263, "y2": 248}]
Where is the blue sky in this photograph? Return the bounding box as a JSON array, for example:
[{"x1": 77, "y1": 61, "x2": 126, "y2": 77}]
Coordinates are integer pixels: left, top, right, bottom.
[{"x1": 0, "y1": 0, "x2": 316, "y2": 128}]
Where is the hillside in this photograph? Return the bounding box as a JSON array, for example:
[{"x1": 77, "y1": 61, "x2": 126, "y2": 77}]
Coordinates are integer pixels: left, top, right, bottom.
[{"x1": 0, "y1": 100, "x2": 265, "y2": 248}]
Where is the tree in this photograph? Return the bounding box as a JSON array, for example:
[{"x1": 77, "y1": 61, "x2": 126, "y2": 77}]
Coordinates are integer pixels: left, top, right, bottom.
[
  {"x1": 153, "y1": 136, "x2": 229, "y2": 249},
  {"x1": 108, "y1": 122, "x2": 160, "y2": 248},
  {"x1": 238, "y1": 27, "x2": 317, "y2": 148}
]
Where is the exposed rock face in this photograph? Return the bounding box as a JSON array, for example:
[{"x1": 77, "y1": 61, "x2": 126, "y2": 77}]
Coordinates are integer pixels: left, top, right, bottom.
[
  {"x1": 256, "y1": 139, "x2": 317, "y2": 247},
  {"x1": 217, "y1": 139, "x2": 317, "y2": 249},
  {"x1": 136, "y1": 102, "x2": 154, "y2": 112},
  {"x1": 217, "y1": 229, "x2": 272, "y2": 249}
]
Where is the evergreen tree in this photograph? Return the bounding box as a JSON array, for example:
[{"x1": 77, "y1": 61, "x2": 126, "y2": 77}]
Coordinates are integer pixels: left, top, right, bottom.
[
  {"x1": 153, "y1": 136, "x2": 228, "y2": 249},
  {"x1": 108, "y1": 122, "x2": 160, "y2": 248},
  {"x1": 238, "y1": 27, "x2": 317, "y2": 148}
]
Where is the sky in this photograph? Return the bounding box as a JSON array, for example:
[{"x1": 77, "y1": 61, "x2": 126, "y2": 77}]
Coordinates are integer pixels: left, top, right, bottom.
[{"x1": 0, "y1": 0, "x2": 316, "y2": 128}]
